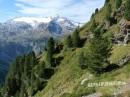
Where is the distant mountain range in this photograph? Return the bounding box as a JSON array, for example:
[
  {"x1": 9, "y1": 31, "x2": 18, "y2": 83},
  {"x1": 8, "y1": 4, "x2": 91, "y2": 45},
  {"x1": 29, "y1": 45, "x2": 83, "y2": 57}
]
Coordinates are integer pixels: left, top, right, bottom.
[{"x1": 0, "y1": 16, "x2": 77, "y2": 83}]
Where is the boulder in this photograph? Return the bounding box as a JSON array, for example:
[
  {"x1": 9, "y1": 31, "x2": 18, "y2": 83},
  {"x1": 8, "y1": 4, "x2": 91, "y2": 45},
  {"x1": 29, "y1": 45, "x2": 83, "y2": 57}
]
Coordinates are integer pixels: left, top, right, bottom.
[{"x1": 118, "y1": 55, "x2": 130, "y2": 66}]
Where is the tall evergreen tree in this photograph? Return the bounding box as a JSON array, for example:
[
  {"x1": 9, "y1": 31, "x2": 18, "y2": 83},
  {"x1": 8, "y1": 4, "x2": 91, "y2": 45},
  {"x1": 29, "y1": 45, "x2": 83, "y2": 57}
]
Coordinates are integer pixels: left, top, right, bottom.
[
  {"x1": 95, "y1": 8, "x2": 99, "y2": 14},
  {"x1": 24, "y1": 55, "x2": 31, "y2": 78},
  {"x1": 84, "y1": 27, "x2": 111, "y2": 73},
  {"x1": 29, "y1": 51, "x2": 37, "y2": 68},
  {"x1": 115, "y1": 0, "x2": 122, "y2": 9},
  {"x1": 90, "y1": 19, "x2": 97, "y2": 32},
  {"x1": 72, "y1": 28, "x2": 80, "y2": 47},
  {"x1": 46, "y1": 37, "x2": 54, "y2": 65},
  {"x1": 79, "y1": 52, "x2": 86, "y2": 69},
  {"x1": 105, "y1": 4, "x2": 111, "y2": 21},
  {"x1": 19, "y1": 55, "x2": 25, "y2": 74},
  {"x1": 91, "y1": 13, "x2": 95, "y2": 20},
  {"x1": 89, "y1": 30, "x2": 111, "y2": 73},
  {"x1": 65, "y1": 35, "x2": 72, "y2": 48},
  {"x1": 125, "y1": 0, "x2": 130, "y2": 20},
  {"x1": 105, "y1": 0, "x2": 110, "y2": 5}
]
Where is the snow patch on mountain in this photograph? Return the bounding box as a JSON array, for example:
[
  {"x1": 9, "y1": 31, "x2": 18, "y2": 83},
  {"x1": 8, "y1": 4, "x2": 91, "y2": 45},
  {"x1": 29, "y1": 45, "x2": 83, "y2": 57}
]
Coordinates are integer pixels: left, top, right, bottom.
[
  {"x1": 9, "y1": 16, "x2": 78, "y2": 27},
  {"x1": 12, "y1": 17, "x2": 53, "y2": 27}
]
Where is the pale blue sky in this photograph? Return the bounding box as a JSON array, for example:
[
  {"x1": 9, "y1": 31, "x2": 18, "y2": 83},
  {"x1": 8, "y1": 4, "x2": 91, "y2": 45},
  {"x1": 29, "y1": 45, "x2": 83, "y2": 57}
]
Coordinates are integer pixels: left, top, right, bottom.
[{"x1": 0, "y1": 0, "x2": 105, "y2": 22}]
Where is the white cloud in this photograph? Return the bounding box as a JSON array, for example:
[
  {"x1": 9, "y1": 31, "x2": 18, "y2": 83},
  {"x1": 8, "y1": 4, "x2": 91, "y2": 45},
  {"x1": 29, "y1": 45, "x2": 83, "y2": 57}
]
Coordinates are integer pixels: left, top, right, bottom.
[{"x1": 15, "y1": 0, "x2": 105, "y2": 22}]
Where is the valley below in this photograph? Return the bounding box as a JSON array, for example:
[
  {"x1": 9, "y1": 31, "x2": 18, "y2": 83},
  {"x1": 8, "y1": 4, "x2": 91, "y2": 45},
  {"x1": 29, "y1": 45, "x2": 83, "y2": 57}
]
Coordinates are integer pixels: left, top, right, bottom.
[{"x1": 0, "y1": 16, "x2": 77, "y2": 83}]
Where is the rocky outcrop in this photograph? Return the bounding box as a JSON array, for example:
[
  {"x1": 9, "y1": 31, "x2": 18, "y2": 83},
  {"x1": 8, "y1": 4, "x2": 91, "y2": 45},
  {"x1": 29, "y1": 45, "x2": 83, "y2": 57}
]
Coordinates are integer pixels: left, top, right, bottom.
[
  {"x1": 117, "y1": 55, "x2": 130, "y2": 66},
  {"x1": 107, "y1": 2, "x2": 130, "y2": 45},
  {"x1": 119, "y1": 19, "x2": 130, "y2": 44},
  {"x1": 82, "y1": 93, "x2": 102, "y2": 97},
  {"x1": 104, "y1": 3, "x2": 125, "y2": 30},
  {"x1": 115, "y1": 3, "x2": 125, "y2": 20},
  {"x1": 113, "y1": 19, "x2": 130, "y2": 44}
]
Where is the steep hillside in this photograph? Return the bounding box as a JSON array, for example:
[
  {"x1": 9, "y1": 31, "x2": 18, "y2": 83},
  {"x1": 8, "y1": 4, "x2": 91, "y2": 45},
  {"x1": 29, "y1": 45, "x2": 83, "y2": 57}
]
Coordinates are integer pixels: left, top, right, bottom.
[
  {"x1": 1, "y1": 0, "x2": 130, "y2": 97},
  {"x1": 34, "y1": 0, "x2": 130, "y2": 97}
]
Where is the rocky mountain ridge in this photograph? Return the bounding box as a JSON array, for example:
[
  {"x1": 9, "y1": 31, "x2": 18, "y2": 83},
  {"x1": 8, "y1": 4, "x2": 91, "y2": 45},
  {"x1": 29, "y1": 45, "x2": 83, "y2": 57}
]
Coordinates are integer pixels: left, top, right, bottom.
[{"x1": 0, "y1": 16, "x2": 77, "y2": 83}]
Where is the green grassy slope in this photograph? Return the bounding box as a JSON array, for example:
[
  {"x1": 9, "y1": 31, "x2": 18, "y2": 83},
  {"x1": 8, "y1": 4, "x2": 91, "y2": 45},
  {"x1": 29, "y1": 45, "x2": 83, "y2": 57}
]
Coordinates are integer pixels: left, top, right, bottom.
[
  {"x1": 35, "y1": 46, "x2": 130, "y2": 97},
  {"x1": 35, "y1": 47, "x2": 95, "y2": 97},
  {"x1": 109, "y1": 44, "x2": 130, "y2": 64},
  {"x1": 35, "y1": 0, "x2": 130, "y2": 97}
]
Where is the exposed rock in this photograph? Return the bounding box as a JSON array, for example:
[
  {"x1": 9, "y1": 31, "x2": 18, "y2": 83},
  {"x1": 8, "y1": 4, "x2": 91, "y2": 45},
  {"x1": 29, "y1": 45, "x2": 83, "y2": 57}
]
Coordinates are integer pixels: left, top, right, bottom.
[
  {"x1": 115, "y1": 3, "x2": 125, "y2": 20},
  {"x1": 110, "y1": 2, "x2": 130, "y2": 45},
  {"x1": 104, "y1": 20, "x2": 111, "y2": 29},
  {"x1": 118, "y1": 55, "x2": 130, "y2": 66},
  {"x1": 82, "y1": 93, "x2": 102, "y2": 97},
  {"x1": 113, "y1": 19, "x2": 130, "y2": 44},
  {"x1": 113, "y1": 82, "x2": 130, "y2": 97},
  {"x1": 124, "y1": 32, "x2": 130, "y2": 44}
]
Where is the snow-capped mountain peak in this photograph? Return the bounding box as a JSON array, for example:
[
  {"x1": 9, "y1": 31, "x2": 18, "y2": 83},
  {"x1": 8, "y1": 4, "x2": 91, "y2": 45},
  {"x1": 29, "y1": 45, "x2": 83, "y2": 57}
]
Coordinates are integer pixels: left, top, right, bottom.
[
  {"x1": 1, "y1": 16, "x2": 77, "y2": 38},
  {"x1": 12, "y1": 17, "x2": 53, "y2": 26},
  {"x1": 8, "y1": 16, "x2": 79, "y2": 27}
]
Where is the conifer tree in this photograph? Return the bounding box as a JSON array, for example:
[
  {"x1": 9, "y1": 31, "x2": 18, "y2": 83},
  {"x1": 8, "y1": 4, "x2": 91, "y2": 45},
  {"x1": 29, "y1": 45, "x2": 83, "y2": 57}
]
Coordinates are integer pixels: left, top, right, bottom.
[
  {"x1": 105, "y1": 4, "x2": 111, "y2": 21},
  {"x1": 65, "y1": 35, "x2": 72, "y2": 48},
  {"x1": 19, "y1": 55, "x2": 25, "y2": 74},
  {"x1": 29, "y1": 51, "x2": 37, "y2": 68},
  {"x1": 125, "y1": 0, "x2": 130, "y2": 20},
  {"x1": 91, "y1": 13, "x2": 95, "y2": 19},
  {"x1": 24, "y1": 55, "x2": 31, "y2": 78},
  {"x1": 115, "y1": 0, "x2": 122, "y2": 9},
  {"x1": 88, "y1": 29, "x2": 111, "y2": 73},
  {"x1": 72, "y1": 28, "x2": 80, "y2": 47},
  {"x1": 79, "y1": 52, "x2": 86, "y2": 69},
  {"x1": 105, "y1": 0, "x2": 110, "y2": 4},
  {"x1": 90, "y1": 19, "x2": 97, "y2": 32},
  {"x1": 95, "y1": 8, "x2": 99, "y2": 14},
  {"x1": 46, "y1": 37, "x2": 54, "y2": 65}
]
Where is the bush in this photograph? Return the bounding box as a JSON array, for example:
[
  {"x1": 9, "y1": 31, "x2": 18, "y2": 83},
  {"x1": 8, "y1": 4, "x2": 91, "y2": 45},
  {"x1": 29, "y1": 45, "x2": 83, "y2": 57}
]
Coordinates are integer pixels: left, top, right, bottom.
[
  {"x1": 72, "y1": 28, "x2": 80, "y2": 47},
  {"x1": 105, "y1": 0, "x2": 110, "y2": 4},
  {"x1": 105, "y1": 4, "x2": 111, "y2": 21},
  {"x1": 125, "y1": 0, "x2": 130, "y2": 20},
  {"x1": 90, "y1": 19, "x2": 97, "y2": 32},
  {"x1": 43, "y1": 68, "x2": 54, "y2": 79},
  {"x1": 115, "y1": 0, "x2": 122, "y2": 9},
  {"x1": 65, "y1": 35, "x2": 72, "y2": 48},
  {"x1": 79, "y1": 52, "x2": 87, "y2": 69},
  {"x1": 95, "y1": 8, "x2": 99, "y2": 14}
]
